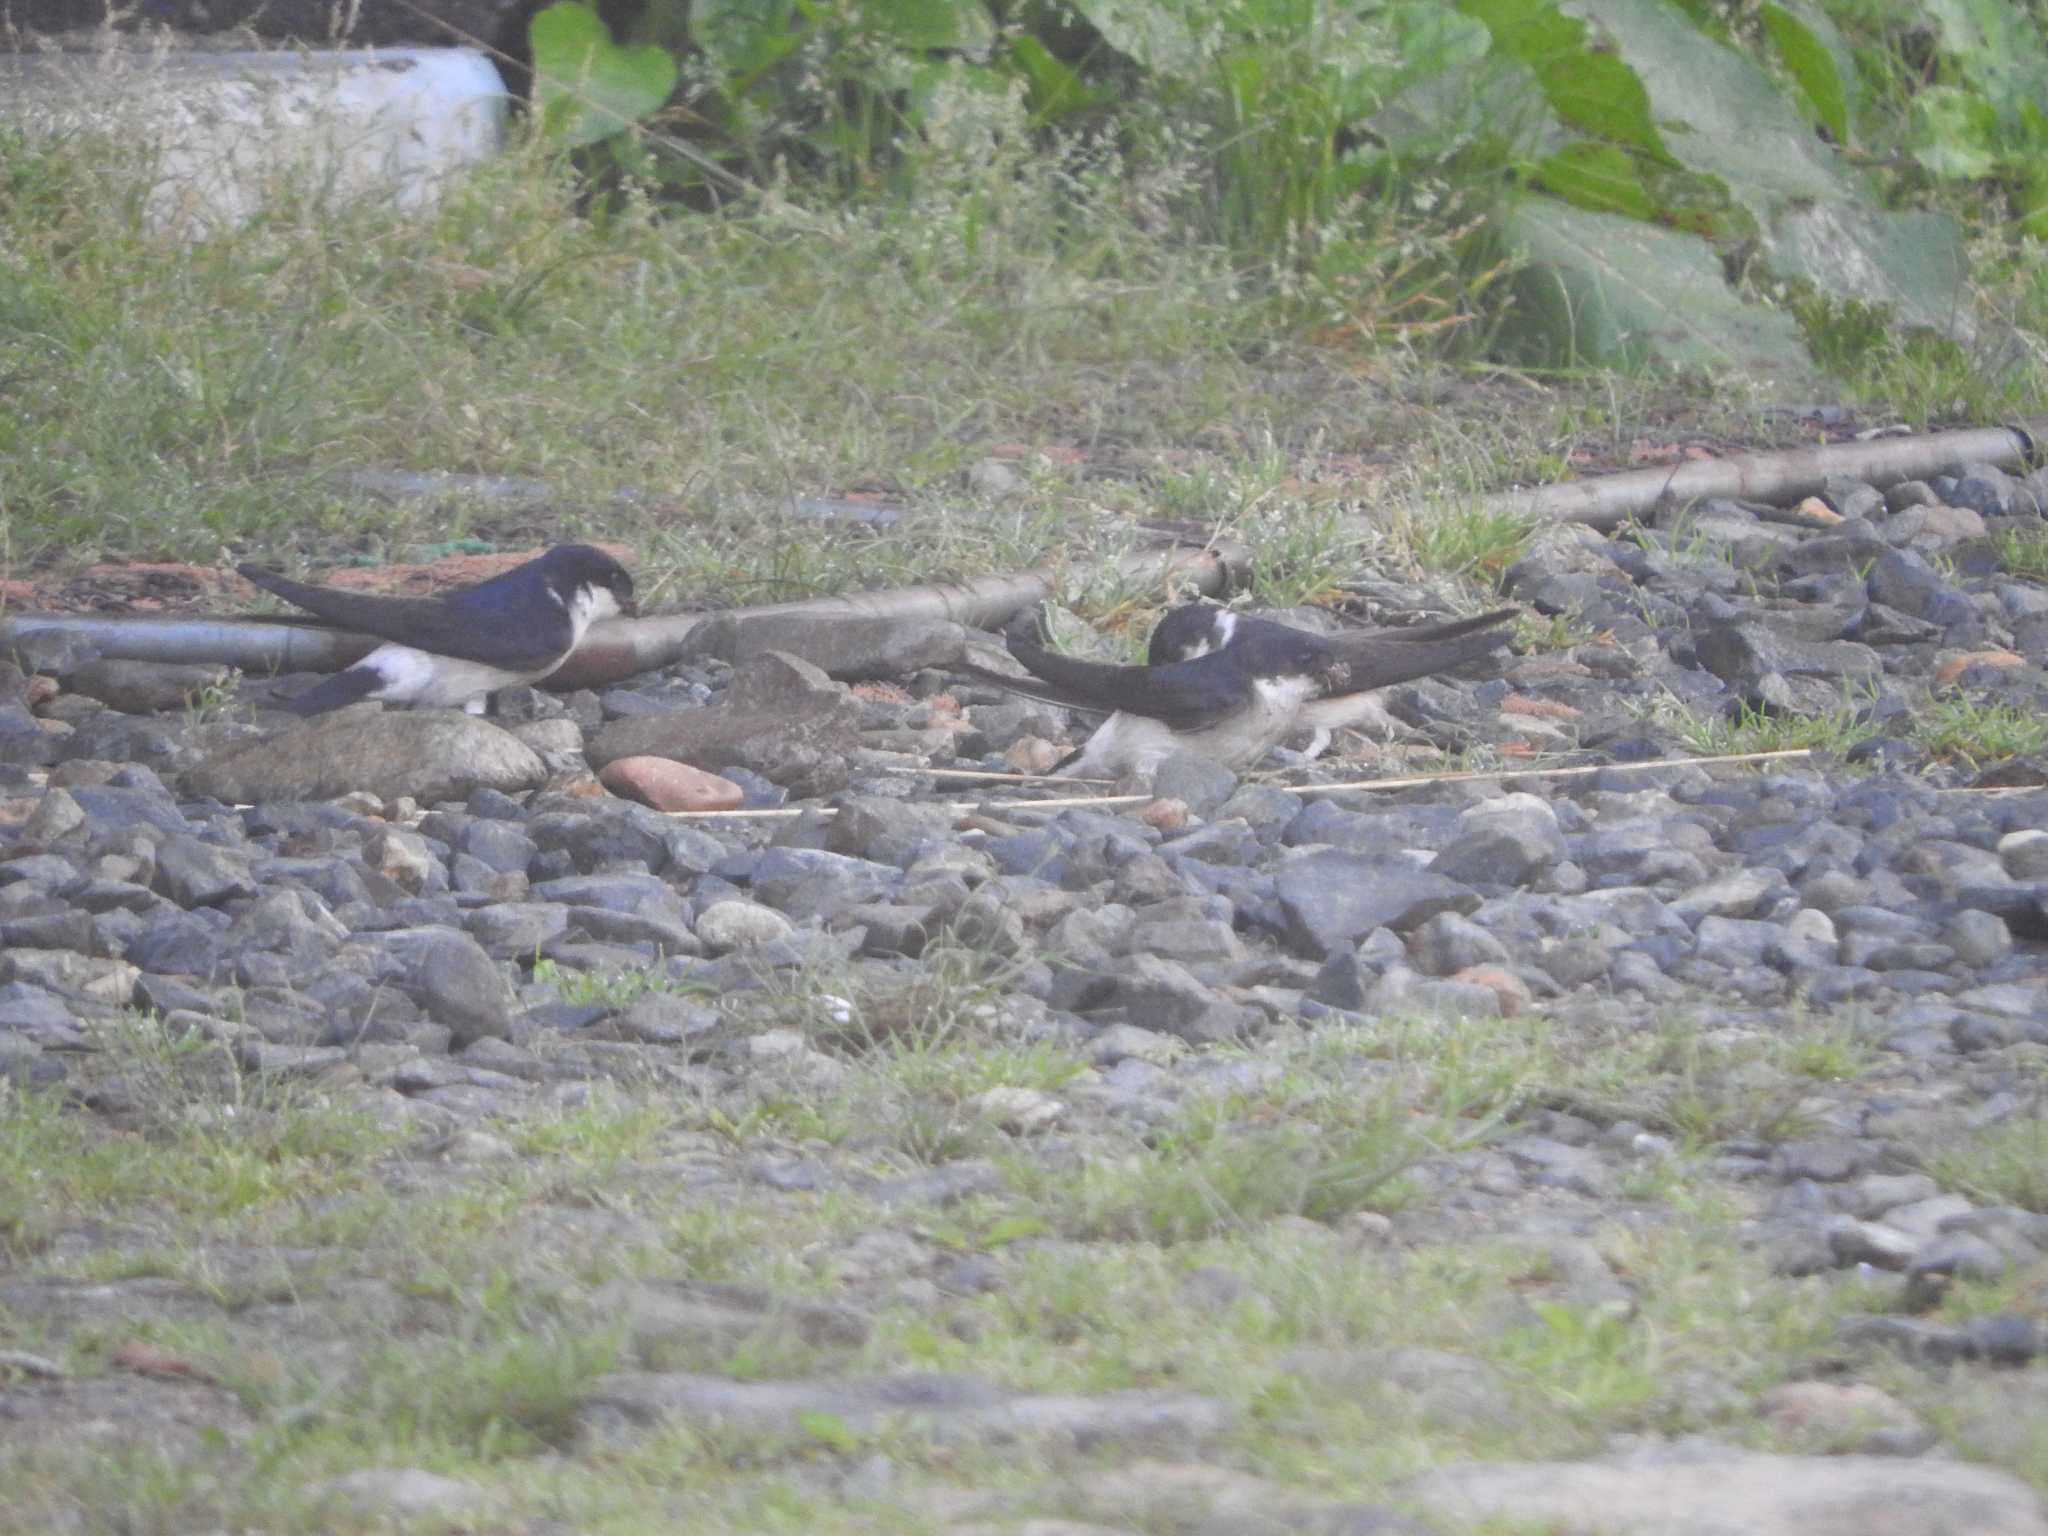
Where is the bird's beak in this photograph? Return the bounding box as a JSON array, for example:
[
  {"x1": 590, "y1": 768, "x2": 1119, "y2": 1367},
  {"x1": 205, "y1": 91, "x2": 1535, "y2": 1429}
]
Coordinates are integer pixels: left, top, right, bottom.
[
  {"x1": 1321, "y1": 659, "x2": 1350, "y2": 690},
  {"x1": 617, "y1": 594, "x2": 640, "y2": 619}
]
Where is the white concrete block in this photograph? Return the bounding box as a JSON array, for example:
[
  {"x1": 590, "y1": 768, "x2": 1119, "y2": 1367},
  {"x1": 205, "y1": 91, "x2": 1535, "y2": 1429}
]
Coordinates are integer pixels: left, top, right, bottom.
[{"x1": 0, "y1": 47, "x2": 508, "y2": 234}]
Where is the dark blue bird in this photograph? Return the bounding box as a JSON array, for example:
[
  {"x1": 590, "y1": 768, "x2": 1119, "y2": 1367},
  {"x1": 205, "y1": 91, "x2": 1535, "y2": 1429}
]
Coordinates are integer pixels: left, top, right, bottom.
[
  {"x1": 957, "y1": 600, "x2": 1514, "y2": 777},
  {"x1": 239, "y1": 544, "x2": 636, "y2": 715}
]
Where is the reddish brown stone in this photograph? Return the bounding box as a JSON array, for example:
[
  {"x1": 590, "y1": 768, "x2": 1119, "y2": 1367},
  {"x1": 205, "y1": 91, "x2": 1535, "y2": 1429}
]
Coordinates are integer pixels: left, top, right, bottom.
[
  {"x1": 1140, "y1": 797, "x2": 1190, "y2": 831},
  {"x1": 1453, "y1": 964, "x2": 1530, "y2": 1016},
  {"x1": 1934, "y1": 650, "x2": 2023, "y2": 687},
  {"x1": 1501, "y1": 693, "x2": 1582, "y2": 720},
  {"x1": 1005, "y1": 737, "x2": 1063, "y2": 776},
  {"x1": 599, "y1": 755, "x2": 744, "y2": 813}
]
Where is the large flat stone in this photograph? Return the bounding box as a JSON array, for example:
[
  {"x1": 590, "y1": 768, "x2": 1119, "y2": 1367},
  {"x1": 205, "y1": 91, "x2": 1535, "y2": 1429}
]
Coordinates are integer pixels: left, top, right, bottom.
[{"x1": 182, "y1": 706, "x2": 545, "y2": 804}]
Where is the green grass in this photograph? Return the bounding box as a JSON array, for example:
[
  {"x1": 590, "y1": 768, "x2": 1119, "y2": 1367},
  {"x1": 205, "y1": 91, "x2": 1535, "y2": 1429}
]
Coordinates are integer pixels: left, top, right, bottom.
[
  {"x1": 1995, "y1": 526, "x2": 2048, "y2": 580},
  {"x1": 1928, "y1": 1114, "x2": 2048, "y2": 1213},
  {"x1": 1915, "y1": 694, "x2": 2048, "y2": 765},
  {"x1": 0, "y1": 124, "x2": 1534, "y2": 611},
  {"x1": 1660, "y1": 696, "x2": 1882, "y2": 759},
  {"x1": 2, "y1": 976, "x2": 2038, "y2": 1533}
]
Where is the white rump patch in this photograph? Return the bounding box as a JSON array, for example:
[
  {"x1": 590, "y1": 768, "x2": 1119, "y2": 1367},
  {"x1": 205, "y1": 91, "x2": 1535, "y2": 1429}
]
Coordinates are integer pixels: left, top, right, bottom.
[{"x1": 360, "y1": 643, "x2": 528, "y2": 711}]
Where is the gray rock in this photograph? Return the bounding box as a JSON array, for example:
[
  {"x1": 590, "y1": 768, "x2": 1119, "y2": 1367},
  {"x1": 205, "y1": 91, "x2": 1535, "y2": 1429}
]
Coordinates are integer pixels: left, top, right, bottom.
[
  {"x1": 1964, "y1": 1312, "x2": 2039, "y2": 1366},
  {"x1": 1119, "y1": 914, "x2": 1246, "y2": 967},
  {"x1": 681, "y1": 613, "x2": 967, "y2": 681},
  {"x1": 1694, "y1": 624, "x2": 1882, "y2": 690},
  {"x1": 1275, "y1": 852, "x2": 1479, "y2": 958},
  {"x1": 1428, "y1": 795, "x2": 1566, "y2": 886},
  {"x1": 457, "y1": 818, "x2": 537, "y2": 875},
  {"x1": 592, "y1": 1279, "x2": 871, "y2": 1361},
  {"x1": 577, "y1": 1370, "x2": 1233, "y2": 1450},
  {"x1": 1906, "y1": 1233, "x2": 2009, "y2": 1306},
  {"x1": 405, "y1": 930, "x2": 516, "y2": 1046},
  {"x1": 1151, "y1": 751, "x2": 1239, "y2": 817},
  {"x1": 65, "y1": 784, "x2": 188, "y2": 839},
  {"x1": 1671, "y1": 870, "x2": 1784, "y2": 923},
  {"x1": 1368, "y1": 967, "x2": 1501, "y2": 1020},
  {"x1": 310, "y1": 1468, "x2": 484, "y2": 1520},
  {"x1": 224, "y1": 889, "x2": 345, "y2": 968},
  {"x1": 123, "y1": 911, "x2": 226, "y2": 977},
  {"x1": 17, "y1": 788, "x2": 87, "y2": 845},
  {"x1": 562, "y1": 905, "x2": 699, "y2": 957},
  {"x1": 1867, "y1": 547, "x2": 1973, "y2": 627},
  {"x1": 463, "y1": 901, "x2": 571, "y2": 958},
  {"x1": 1108, "y1": 954, "x2": 1255, "y2": 1043},
  {"x1": 825, "y1": 797, "x2": 957, "y2": 868},
  {"x1": 1401, "y1": 1448, "x2": 2048, "y2": 1536},
  {"x1": 1775, "y1": 1138, "x2": 1867, "y2": 1183},
  {"x1": 66, "y1": 660, "x2": 231, "y2": 715},
  {"x1": 184, "y1": 705, "x2": 546, "y2": 804},
  {"x1": 695, "y1": 899, "x2": 796, "y2": 953},
  {"x1": 607, "y1": 992, "x2": 721, "y2": 1046},
  {"x1": 529, "y1": 872, "x2": 686, "y2": 919},
  {"x1": 1496, "y1": 1135, "x2": 1616, "y2": 1199},
  {"x1": 0, "y1": 704, "x2": 57, "y2": 767},
  {"x1": 1824, "y1": 1215, "x2": 1918, "y2": 1269},
  {"x1": 587, "y1": 652, "x2": 863, "y2": 797},
  {"x1": 1410, "y1": 911, "x2": 1509, "y2": 975},
  {"x1": 749, "y1": 847, "x2": 901, "y2": 921},
  {"x1": 151, "y1": 836, "x2": 257, "y2": 909},
  {"x1": 835, "y1": 902, "x2": 942, "y2": 957}
]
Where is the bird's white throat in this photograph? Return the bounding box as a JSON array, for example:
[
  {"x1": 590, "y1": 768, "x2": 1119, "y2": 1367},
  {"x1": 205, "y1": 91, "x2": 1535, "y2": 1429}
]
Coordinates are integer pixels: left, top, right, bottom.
[{"x1": 564, "y1": 582, "x2": 623, "y2": 641}]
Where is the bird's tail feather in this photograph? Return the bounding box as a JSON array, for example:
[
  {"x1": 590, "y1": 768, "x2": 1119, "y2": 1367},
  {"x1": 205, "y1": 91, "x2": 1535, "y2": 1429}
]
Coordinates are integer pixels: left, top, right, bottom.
[
  {"x1": 280, "y1": 667, "x2": 381, "y2": 716},
  {"x1": 1328, "y1": 608, "x2": 1516, "y2": 690},
  {"x1": 950, "y1": 659, "x2": 1107, "y2": 718}
]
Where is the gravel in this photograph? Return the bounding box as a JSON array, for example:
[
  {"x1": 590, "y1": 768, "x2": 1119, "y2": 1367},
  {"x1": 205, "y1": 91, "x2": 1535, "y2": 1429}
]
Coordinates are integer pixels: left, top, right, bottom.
[{"x1": 5, "y1": 456, "x2": 2048, "y2": 1532}]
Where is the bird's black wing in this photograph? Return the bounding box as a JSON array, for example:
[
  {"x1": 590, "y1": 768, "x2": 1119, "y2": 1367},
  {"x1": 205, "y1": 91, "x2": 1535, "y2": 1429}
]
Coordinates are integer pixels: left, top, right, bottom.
[
  {"x1": 1323, "y1": 607, "x2": 1516, "y2": 690},
  {"x1": 238, "y1": 565, "x2": 570, "y2": 672},
  {"x1": 988, "y1": 636, "x2": 1256, "y2": 731}
]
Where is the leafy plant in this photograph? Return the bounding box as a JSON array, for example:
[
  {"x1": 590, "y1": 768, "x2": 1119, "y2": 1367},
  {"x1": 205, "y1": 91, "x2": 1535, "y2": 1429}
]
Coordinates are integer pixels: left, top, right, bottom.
[{"x1": 529, "y1": 1, "x2": 680, "y2": 149}]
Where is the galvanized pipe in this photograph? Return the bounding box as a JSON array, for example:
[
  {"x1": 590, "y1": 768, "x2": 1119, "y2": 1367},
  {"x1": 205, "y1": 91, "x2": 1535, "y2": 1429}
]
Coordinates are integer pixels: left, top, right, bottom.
[
  {"x1": 1466, "y1": 417, "x2": 2046, "y2": 531},
  {"x1": 2, "y1": 540, "x2": 1245, "y2": 690}
]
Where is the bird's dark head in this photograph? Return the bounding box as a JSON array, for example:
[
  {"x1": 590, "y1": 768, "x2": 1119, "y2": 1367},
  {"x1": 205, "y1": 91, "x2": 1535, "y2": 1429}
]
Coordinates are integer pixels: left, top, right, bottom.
[
  {"x1": 542, "y1": 544, "x2": 638, "y2": 620},
  {"x1": 1236, "y1": 626, "x2": 1346, "y2": 691},
  {"x1": 1148, "y1": 601, "x2": 1236, "y2": 665}
]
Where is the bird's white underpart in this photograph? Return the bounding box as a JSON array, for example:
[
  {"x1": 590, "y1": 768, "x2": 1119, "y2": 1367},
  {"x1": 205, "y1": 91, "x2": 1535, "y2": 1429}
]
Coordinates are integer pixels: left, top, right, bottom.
[
  {"x1": 347, "y1": 580, "x2": 625, "y2": 712},
  {"x1": 1058, "y1": 671, "x2": 1322, "y2": 780}
]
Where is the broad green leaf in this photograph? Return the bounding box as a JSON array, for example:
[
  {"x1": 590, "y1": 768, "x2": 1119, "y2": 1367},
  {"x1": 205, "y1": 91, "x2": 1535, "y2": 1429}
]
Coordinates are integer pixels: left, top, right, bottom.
[
  {"x1": 1910, "y1": 84, "x2": 2001, "y2": 180},
  {"x1": 1921, "y1": 0, "x2": 2048, "y2": 117},
  {"x1": 1536, "y1": 48, "x2": 1669, "y2": 162},
  {"x1": 980, "y1": 1214, "x2": 1048, "y2": 1246},
  {"x1": 2018, "y1": 161, "x2": 2048, "y2": 240},
  {"x1": 1759, "y1": 202, "x2": 1971, "y2": 341},
  {"x1": 867, "y1": 0, "x2": 998, "y2": 54},
  {"x1": 1456, "y1": 0, "x2": 1672, "y2": 163},
  {"x1": 1560, "y1": 0, "x2": 1840, "y2": 218},
  {"x1": 1500, "y1": 197, "x2": 1822, "y2": 385},
  {"x1": 1008, "y1": 34, "x2": 1110, "y2": 124},
  {"x1": 798, "y1": 1410, "x2": 859, "y2": 1451},
  {"x1": 1064, "y1": 0, "x2": 1203, "y2": 73},
  {"x1": 1457, "y1": 0, "x2": 1581, "y2": 62},
  {"x1": 529, "y1": 1, "x2": 679, "y2": 148},
  {"x1": 689, "y1": 0, "x2": 808, "y2": 87},
  {"x1": 1760, "y1": 3, "x2": 1847, "y2": 144},
  {"x1": 1533, "y1": 142, "x2": 1658, "y2": 218},
  {"x1": 1386, "y1": 0, "x2": 1495, "y2": 85}
]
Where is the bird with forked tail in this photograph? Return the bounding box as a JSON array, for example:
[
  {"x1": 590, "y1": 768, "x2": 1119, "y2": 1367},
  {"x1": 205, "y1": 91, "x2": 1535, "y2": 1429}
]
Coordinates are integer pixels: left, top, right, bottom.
[
  {"x1": 238, "y1": 544, "x2": 636, "y2": 716},
  {"x1": 955, "y1": 601, "x2": 1516, "y2": 779}
]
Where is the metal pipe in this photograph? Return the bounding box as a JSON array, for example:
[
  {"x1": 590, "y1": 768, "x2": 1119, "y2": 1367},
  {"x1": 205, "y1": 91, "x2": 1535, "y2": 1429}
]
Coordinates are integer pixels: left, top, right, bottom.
[
  {"x1": 2, "y1": 540, "x2": 1245, "y2": 690},
  {"x1": 1467, "y1": 417, "x2": 2045, "y2": 531}
]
